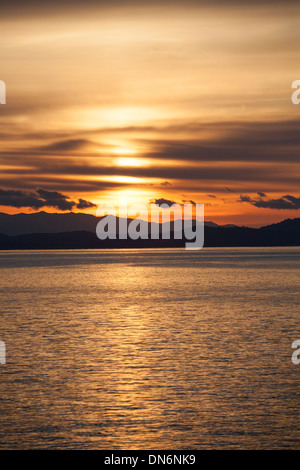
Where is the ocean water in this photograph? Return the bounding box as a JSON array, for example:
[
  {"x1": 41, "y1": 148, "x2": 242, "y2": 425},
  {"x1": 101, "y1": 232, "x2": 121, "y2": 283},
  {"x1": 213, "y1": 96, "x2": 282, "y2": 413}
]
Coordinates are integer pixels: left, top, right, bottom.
[{"x1": 0, "y1": 247, "x2": 299, "y2": 450}]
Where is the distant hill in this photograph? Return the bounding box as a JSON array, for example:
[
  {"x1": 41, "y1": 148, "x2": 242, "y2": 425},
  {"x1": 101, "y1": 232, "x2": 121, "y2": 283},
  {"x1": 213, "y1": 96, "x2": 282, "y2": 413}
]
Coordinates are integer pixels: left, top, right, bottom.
[
  {"x1": 0, "y1": 211, "x2": 99, "y2": 236},
  {"x1": 0, "y1": 212, "x2": 299, "y2": 249},
  {"x1": 0, "y1": 211, "x2": 249, "y2": 236},
  {"x1": 260, "y1": 217, "x2": 300, "y2": 232}
]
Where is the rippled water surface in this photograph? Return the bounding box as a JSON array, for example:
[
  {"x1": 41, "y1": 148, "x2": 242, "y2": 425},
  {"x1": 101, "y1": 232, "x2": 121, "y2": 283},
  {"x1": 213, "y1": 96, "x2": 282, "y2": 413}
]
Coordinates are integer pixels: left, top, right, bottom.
[{"x1": 0, "y1": 247, "x2": 300, "y2": 449}]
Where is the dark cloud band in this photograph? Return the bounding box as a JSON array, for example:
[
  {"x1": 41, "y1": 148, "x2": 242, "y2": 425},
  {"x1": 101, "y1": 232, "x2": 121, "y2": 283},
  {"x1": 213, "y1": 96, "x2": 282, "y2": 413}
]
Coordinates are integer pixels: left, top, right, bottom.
[
  {"x1": 0, "y1": 188, "x2": 96, "y2": 211},
  {"x1": 240, "y1": 194, "x2": 300, "y2": 210}
]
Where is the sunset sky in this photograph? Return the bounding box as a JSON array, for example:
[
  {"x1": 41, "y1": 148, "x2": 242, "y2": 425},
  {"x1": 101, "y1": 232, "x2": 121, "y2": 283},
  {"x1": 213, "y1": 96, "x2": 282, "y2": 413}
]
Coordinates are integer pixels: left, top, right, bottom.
[{"x1": 0, "y1": 0, "x2": 299, "y2": 226}]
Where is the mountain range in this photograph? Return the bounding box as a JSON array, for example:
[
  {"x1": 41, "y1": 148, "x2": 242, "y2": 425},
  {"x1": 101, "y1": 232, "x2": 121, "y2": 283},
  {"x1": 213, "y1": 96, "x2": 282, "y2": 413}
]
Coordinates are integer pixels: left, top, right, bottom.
[{"x1": 0, "y1": 211, "x2": 299, "y2": 249}]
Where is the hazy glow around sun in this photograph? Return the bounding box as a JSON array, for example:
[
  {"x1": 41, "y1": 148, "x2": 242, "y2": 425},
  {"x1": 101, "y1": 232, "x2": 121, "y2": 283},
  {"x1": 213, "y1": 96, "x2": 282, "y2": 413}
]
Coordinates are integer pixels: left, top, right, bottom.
[
  {"x1": 77, "y1": 106, "x2": 161, "y2": 129},
  {"x1": 113, "y1": 147, "x2": 137, "y2": 155},
  {"x1": 115, "y1": 157, "x2": 147, "y2": 167}
]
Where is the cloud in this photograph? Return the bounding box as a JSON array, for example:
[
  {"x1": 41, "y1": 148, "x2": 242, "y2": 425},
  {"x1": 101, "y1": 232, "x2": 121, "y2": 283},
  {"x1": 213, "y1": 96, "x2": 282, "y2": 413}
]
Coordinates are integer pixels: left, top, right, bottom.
[
  {"x1": 36, "y1": 188, "x2": 75, "y2": 210},
  {"x1": 257, "y1": 192, "x2": 267, "y2": 198},
  {"x1": 40, "y1": 139, "x2": 91, "y2": 152},
  {"x1": 2, "y1": 159, "x2": 295, "y2": 183},
  {"x1": 3, "y1": 119, "x2": 300, "y2": 163},
  {"x1": 182, "y1": 199, "x2": 196, "y2": 206},
  {"x1": 130, "y1": 119, "x2": 300, "y2": 165},
  {"x1": 2, "y1": 0, "x2": 297, "y2": 18},
  {"x1": 240, "y1": 194, "x2": 300, "y2": 210},
  {"x1": 0, "y1": 188, "x2": 96, "y2": 211},
  {"x1": 150, "y1": 197, "x2": 178, "y2": 207},
  {"x1": 0, "y1": 189, "x2": 46, "y2": 210},
  {"x1": 1, "y1": 119, "x2": 300, "y2": 196},
  {"x1": 0, "y1": 178, "x2": 135, "y2": 193},
  {"x1": 76, "y1": 198, "x2": 97, "y2": 209},
  {"x1": 150, "y1": 197, "x2": 198, "y2": 208}
]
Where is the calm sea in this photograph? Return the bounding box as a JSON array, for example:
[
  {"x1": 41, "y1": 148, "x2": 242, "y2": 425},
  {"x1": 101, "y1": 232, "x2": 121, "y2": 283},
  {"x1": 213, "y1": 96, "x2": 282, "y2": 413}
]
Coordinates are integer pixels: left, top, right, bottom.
[{"x1": 0, "y1": 247, "x2": 299, "y2": 449}]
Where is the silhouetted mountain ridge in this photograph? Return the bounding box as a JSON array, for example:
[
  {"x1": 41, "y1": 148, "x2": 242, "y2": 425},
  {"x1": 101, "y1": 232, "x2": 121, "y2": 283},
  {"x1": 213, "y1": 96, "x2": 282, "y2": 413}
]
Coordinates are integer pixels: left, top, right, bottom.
[
  {"x1": 0, "y1": 211, "x2": 284, "y2": 236},
  {"x1": 0, "y1": 212, "x2": 299, "y2": 248},
  {"x1": 0, "y1": 211, "x2": 227, "y2": 237}
]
